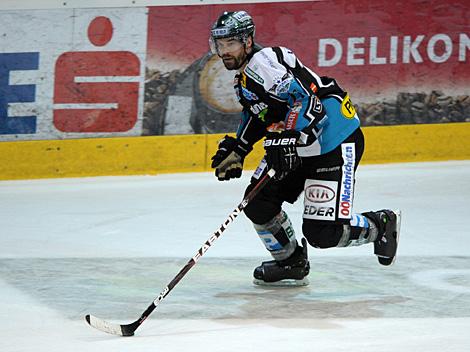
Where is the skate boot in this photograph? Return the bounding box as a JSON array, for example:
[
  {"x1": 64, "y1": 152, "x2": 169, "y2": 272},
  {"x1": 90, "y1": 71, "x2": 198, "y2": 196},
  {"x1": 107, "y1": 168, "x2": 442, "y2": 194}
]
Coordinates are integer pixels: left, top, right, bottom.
[
  {"x1": 367, "y1": 209, "x2": 402, "y2": 266},
  {"x1": 253, "y1": 238, "x2": 310, "y2": 286}
]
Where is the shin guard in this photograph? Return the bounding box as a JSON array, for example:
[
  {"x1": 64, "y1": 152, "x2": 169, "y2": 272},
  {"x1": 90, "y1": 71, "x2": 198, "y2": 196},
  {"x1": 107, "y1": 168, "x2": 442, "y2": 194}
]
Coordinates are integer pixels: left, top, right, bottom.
[{"x1": 253, "y1": 210, "x2": 297, "y2": 261}]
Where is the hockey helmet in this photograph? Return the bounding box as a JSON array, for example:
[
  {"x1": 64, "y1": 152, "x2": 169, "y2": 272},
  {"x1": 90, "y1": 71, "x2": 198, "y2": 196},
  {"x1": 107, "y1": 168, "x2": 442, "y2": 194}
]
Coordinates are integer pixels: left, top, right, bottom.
[{"x1": 209, "y1": 11, "x2": 255, "y2": 55}]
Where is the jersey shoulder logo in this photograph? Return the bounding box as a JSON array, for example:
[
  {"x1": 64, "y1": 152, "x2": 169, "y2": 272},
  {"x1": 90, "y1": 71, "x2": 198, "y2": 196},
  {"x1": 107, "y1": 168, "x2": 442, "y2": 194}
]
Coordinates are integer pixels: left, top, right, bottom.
[
  {"x1": 269, "y1": 73, "x2": 292, "y2": 96},
  {"x1": 341, "y1": 94, "x2": 356, "y2": 119}
]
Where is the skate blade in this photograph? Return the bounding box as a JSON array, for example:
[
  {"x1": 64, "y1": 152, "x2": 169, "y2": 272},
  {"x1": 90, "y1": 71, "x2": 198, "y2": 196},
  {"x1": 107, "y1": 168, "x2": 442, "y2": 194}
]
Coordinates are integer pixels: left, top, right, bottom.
[
  {"x1": 377, "y1": 209, "x2": 402, "y2": 266},
  {"x1": 253, "y1": 277, "x2": 310, "y2": 287}
]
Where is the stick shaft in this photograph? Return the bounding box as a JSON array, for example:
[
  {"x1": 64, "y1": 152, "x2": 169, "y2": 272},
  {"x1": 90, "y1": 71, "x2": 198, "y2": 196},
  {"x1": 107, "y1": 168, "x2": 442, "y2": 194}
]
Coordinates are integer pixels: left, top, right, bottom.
[{"x1": 133, "y1": 169, "x2": 275, "y2": 330}]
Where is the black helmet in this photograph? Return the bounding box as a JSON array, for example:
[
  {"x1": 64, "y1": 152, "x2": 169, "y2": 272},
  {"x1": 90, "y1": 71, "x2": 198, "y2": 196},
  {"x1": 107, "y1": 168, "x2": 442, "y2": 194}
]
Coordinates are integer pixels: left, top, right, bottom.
[{"x1": 209, "y1": 11, "x2": 255, "y2": 53}]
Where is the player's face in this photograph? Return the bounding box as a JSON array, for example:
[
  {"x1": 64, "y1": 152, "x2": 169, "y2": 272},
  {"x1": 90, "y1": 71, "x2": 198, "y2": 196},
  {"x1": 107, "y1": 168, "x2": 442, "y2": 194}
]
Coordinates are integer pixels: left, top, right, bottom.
[{"x1": 215, "y1": 37, "x2": 248, "y2": 70}]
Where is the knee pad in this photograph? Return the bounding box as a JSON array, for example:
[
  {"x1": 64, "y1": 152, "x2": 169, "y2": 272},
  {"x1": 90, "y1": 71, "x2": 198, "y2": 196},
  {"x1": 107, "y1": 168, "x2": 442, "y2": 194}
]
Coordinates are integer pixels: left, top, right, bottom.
[
  {"x1": 303, "y1": 219, "x2": 375, "y2": 248},
  {"x1": 302, "y1": 221, "x2": 345, "y2": 248},
  {"x1": 254, "y1": 210, "x2": 297, "y2": 261},
  {"x1": 244, "y1": 184, "x2": 281, "y2": 225}
]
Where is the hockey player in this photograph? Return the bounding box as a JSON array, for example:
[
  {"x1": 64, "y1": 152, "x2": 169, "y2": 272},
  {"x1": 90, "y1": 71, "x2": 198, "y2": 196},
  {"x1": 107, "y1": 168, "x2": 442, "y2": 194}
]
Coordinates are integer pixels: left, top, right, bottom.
[{"x1": 209, "y1": 10, "x2": 401, "y2": 286}]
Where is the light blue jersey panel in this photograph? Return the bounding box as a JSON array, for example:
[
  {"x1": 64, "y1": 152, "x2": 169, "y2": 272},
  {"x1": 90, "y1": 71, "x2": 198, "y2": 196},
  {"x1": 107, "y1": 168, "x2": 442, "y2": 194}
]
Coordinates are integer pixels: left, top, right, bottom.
[{"x1": 317, "y1": 97, "x2": 361, "y2": 154}]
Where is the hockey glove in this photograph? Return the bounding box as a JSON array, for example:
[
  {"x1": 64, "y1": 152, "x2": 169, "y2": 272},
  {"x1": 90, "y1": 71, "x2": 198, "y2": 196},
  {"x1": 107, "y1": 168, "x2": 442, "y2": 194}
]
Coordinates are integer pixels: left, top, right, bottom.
[
  {"x1": 211, "y1": 135, "x2": 252, "y2": 181},
  {"x1": 264, "y1": 130, "x2": 301, "y2": 180}
]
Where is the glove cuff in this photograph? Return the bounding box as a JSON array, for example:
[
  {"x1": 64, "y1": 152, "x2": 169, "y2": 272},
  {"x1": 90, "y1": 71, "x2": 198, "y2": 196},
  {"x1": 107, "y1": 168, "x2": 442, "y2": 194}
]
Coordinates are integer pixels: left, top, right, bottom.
[{"x1": 234, "y1": 141, "x2": 252, "y2": 158}]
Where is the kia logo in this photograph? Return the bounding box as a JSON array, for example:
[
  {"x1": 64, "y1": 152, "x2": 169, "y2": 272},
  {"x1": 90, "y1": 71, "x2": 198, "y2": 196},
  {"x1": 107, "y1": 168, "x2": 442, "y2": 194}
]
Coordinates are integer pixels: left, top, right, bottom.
[{"x1": 305, "y1": 185, "x2": 335, "y2": 203}]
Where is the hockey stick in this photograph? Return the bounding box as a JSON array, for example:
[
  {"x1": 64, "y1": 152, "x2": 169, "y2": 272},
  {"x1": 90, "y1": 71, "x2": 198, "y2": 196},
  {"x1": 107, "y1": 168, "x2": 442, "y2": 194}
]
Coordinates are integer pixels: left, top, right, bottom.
[{"x1": 85, "y1": 168, "x2": 276, "y2": 336}]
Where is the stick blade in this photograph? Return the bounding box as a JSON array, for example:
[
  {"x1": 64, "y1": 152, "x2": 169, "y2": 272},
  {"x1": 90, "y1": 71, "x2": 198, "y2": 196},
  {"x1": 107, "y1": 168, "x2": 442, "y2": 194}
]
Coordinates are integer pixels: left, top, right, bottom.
[{"x1": 85, "y1": 314, "x2": 134, "y2": 336}]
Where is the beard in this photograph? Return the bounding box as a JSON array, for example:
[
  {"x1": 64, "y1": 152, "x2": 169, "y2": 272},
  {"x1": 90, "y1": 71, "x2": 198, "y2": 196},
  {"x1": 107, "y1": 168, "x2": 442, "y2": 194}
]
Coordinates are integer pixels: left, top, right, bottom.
[{"x1": 222, "y1": 54, "x2": 245, "y2": 70}]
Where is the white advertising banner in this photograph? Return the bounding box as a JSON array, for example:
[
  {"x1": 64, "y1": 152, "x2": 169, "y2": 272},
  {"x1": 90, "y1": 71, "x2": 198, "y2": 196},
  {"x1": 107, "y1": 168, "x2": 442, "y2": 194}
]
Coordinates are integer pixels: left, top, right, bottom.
[{"x1": 0, "y1": 8, "x2": 147, "y2": 141}]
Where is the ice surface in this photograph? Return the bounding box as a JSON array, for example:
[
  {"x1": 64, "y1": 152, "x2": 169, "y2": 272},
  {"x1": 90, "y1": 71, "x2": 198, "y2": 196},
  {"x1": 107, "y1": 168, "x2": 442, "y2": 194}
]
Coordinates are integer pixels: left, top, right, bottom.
[{"x1": 1, "y1": 161, "x2": 469, "y2": 351}]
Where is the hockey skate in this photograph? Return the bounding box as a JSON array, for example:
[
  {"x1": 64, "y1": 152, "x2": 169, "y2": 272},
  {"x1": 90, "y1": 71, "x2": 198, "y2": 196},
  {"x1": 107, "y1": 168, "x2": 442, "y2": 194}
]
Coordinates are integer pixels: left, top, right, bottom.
[
  {"x1": 373, "y1": 209, "x2": 402, "y2": 266},
  {"x1": 253, "y1": 238, "x2": 310, "y2": 287}
]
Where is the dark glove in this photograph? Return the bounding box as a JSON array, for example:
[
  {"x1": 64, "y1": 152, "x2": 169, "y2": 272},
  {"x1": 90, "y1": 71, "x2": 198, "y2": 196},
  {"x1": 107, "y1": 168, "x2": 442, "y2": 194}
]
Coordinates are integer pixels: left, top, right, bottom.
[
  {"x1": 211, "y1": 135, "x2": 252, "y2": 181},
  {"x1": 263, "y1": 130, "x2": 301, "y2": 180}
]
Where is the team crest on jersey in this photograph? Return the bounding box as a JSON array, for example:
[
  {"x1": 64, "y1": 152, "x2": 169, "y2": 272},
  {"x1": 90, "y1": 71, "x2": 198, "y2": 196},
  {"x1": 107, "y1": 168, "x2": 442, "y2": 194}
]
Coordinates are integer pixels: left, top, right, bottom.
[
  {"x1": 269, "y1": 74, "x2": 292, "y2": 96},
  {"x1": 341, "y1": 94, "x2": 356, "y2": 119}
]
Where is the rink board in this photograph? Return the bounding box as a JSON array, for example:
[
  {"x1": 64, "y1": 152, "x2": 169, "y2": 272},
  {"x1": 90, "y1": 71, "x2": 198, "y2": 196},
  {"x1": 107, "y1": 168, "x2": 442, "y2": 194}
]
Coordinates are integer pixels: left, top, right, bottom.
[{"x1": 1, "y1": 122, "x2": 470, "y2": 180}]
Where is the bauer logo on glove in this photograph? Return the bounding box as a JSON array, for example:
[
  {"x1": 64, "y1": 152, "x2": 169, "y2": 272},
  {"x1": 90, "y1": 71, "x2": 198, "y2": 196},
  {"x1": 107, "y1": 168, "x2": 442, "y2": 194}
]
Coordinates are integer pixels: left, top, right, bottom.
[
  {"x1": 263, "y1": 137, "x2": 297, "y2": 147},
  {"x1": 264, "y1": 130, "x2": 301, "y2": 180}
]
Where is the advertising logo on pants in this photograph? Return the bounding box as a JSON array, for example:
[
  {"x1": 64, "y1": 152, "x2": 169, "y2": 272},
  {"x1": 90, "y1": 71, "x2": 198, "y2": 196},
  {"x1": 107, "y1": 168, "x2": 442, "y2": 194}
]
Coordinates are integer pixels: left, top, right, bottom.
[{"x1": 339, "y1": 143, "x2": 356, "y2": 219}]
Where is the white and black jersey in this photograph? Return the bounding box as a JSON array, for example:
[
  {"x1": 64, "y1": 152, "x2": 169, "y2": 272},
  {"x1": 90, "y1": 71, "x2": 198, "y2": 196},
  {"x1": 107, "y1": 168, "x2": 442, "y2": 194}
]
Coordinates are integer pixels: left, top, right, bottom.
[{"x1": 234, "y1": 46, "x2": 360, "y2": 157}]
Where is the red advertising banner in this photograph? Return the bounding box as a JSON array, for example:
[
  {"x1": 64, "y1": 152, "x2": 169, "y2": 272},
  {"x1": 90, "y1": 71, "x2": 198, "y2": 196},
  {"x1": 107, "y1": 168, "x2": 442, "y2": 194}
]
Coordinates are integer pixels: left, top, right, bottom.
[{"x1": 143, "y1": 0, "x2": 470, "y2": 135}]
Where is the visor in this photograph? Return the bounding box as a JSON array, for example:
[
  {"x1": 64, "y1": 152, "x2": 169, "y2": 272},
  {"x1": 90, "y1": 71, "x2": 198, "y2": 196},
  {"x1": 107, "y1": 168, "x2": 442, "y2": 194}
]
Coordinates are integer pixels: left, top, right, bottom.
[{"x1": 209, "y1": 37, "x2": 244, "y2": 56}]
